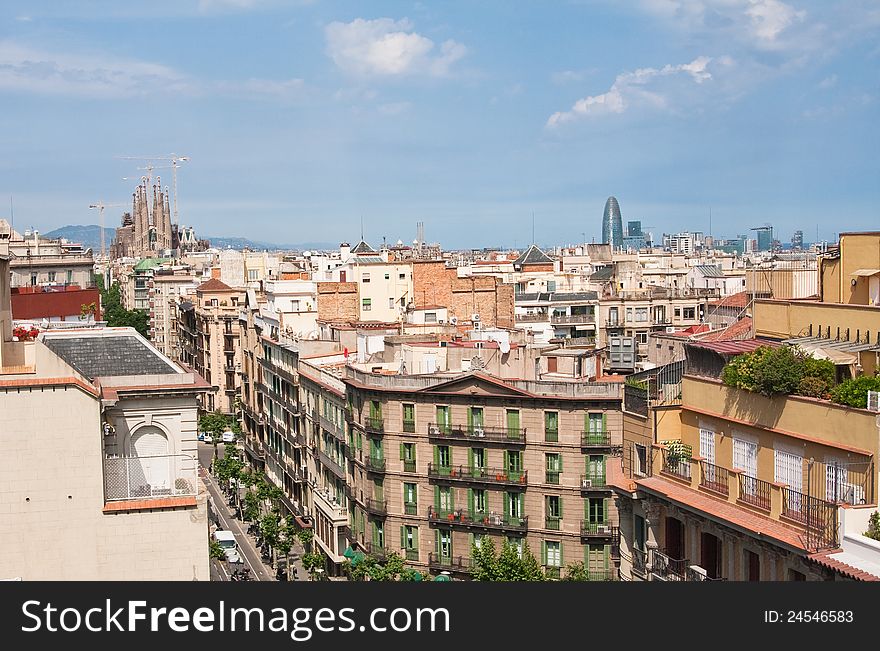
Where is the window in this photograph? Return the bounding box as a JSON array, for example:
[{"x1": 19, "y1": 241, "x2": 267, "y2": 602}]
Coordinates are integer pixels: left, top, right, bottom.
[
  {"x1": 546, "y1": 495, "x2": 561, "y2": 530},
  {"x1": 545, "y1": 541, "x2": 561, "y2": 568},
  {"x1": 635, "y1": 308, "x2": 648, "y2": 322},
  {"x1": 633, "y1": 515, "x2": 646, "y2": 552},
  {"x1": 546, "y1": 453, "x2": 561, "y2": 484},
  {"x1": 66, "y1": 270, "x2": 73, "y2": 284},
  {"x1": 469, "y1": 488, "x2": 487, "y2": 516},
  {"x1": 384, "y1": 273, "x2": 390, "y2": 280},
  {"x1": 403, "y1": 483, "x2": 418, "y2": 516},
  {"x1": 674, "y1": 307, "x2": 681, "y2": 318},
  {"x1": 634, "y1": 443, "x2": 648, "y2": 476},
  {"x1": 399, "y1": 273, "x2": 406, "y2": 280},
  {"x1": 400, "y1": 443, "x2": 416, "y2": 472},
  {"x1": 401, "y1": 525, "x2": 418, "y2": 559},
  {"x1": 733, "y1": 436, "x2": 758, "y2": 493},
  {"x1": 775, "y1": 449, "x2": 803, "y2": 512},
  {"x1": 210, "y1": 298, "x2": 218, "y2": 307},
  {"x1": 435, "y1": 405, "x2": 450, "y2": 433},
  {"x1": 547, "y1": 356, "x2": 558, "y2": 373},
  {"x1": 30, "y1": 272, "x2": 37, "y2": 286},
  {"x1": 470, "y1": 447, "x2": 486, "y2": 472},
  {"x1": 505, "y1": 491, "x2": 524, "y2": 521},
  {"x1": 248, "y1": 269, "x2": 259, "y2": 281},
  {"x1": 48, "y1": 271, "x2": 56, "y2": 282},
  {"x1": 507, "y1": 537, "x2": 523, "y2": 558},
  {"x1": 362, "y1": 273, "x2": 370, "y2": 283},
  {"x1": 506, "y1": 409, "x2": 520, "y2": 436},
  {"x1": 388, "y1": 298, "x2": 394, "y2": 309},
  {"x1": 744, "y1": 549, "x2": 760, "y2": 581},
  {"x1": 547, "y1": 280, "x2": 556, "y2": 292},
  {"x1": 636, "y1": 332, "x2": 648, "y2": 344},
  {"x1": 402, "y1": 403, "x2": 415, "y2": 433},
  {"x1": 683, "y1": 307, "x2": 696, "y2": 320},
  {"x1": 587, "y1": 455, "x2": 606, "y2": 482},
  {"x1": 626, "y1": 308, "x2": 633, "y2": 323},
  {"x1": 434, "y1": 445, "x2": 451, "y2": 472},
  {"x1": 608, "y1": 307, "x2": 619, "y2": 325},
  {"x1": 362, "y1": 298, "x2": 372, "y2": 311},
  {"x1": 505, "y1": 450, "x2": 523, "y2": 481},
  {"x1": 586, "y1": 497, "x2": 606, "y2": 524},
  {"x1": 467, "y1": 406, "x2": 484, "y2": 432},
  {"x1": 437, "y1": 530, "x2": 452, "y2": 560},
  {"x1": 545, "y1": 411, "x2": 559, "y2": 442},
  {"x1": 425, "y1": 312, "x2": 437, "y2": 323},
  {"x1": 587, "y1": 544, "x2": 609, "y2": 573},
  {"x1": 372, "y1": 522, "x2": 384, "y2": 547},
  {"x1": 436, "y1": 485, "x2": 453, "y2": 512}
]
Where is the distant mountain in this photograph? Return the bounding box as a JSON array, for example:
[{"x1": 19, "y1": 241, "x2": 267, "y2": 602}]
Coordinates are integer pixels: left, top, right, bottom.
[
  {"x1": 43, "y1": 225, "x2": 115, "y2": 251},
  {"x1": 205, "y1": 236, "x2": 337, "y2": 251}
]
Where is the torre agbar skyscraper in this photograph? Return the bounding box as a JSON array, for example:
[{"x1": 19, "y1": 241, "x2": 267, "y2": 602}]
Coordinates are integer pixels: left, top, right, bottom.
[{"x1": 602, "y1": 196, "x2": 623, "y2": 248}]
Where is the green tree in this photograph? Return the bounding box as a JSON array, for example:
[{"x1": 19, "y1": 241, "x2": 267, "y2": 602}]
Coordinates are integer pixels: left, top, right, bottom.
[
  {"x1": 830, "y1": 375, "x2": 880, "y2": 409},
  {"x1": 259, "y1": 513, "x2": 281, "y2": 566},
  {"x1": 865, "y1": 511, "x2": 880, "y2": 542},
  {"x1": 297, "y1": 527, "x2": 314, "y2": 554},
  {"x1": 99, "y1": 280, "x2": 149, "y2": 338},
  {"x1": 471, "y1": 537, "x2": 500, "y2": 581},
  {"x1": 209, "y1": 538, "x2": 226, "y2": 561},
  {"x1": 562, "y1": 561, "x2": 591, "y2": 581},
  {"x1": 367, "y1": 551, "x2": 405, "y2": 581},
  {"x1": 472, "y1": 539, "x2": 545, "y2": 581}
]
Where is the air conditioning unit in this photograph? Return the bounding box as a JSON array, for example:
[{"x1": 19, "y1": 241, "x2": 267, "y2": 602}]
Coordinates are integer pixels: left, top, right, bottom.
[
  {"x1": 473, "y1": 427, "x2": 485, "y2": 438},
  {"x1": 868, "y1": 390, "x2": 880, "y2": 413},
  {"x1": 449, "y1": 316, "x2": 458, "y2": 325},
  {"x1": 429, "y1": 425, "x2": 440, "y2": 436},
  {"x1": 582, "y1": 478, "x2": 592, "y2": 488},
  {"x1": 471, "y1": 313, "x2": 481, "y2": 322},
  {"x1": 665, "y1": 326, "x2": 676, "y2": 333},
  {"x1": 596, "y1": 525, "x2": 610, "y2": 535},
  {"x1": 473, "y1": 322, "x2": 483, "y2": 331}
]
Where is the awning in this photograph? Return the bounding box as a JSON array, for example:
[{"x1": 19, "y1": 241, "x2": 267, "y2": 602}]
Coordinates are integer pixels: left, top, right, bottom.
[
  {"x1": 343, "y1": 546, "x2": 356, "y2": 559},
  {"x1": 433, "y1": 574, "x2": 451, "y2": 582},
  {"x1": 850, "y1": 269, "x2": 880, "y2": 277}
]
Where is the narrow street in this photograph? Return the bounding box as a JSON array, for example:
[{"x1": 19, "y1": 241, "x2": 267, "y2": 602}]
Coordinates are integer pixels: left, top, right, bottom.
[{"x1": 198, "y1": 442, "x2": 307, "y2": 582}]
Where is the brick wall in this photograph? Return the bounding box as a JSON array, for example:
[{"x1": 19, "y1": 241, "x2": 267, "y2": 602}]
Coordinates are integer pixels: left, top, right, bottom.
[
  {"x1": 317, "y1": 282, "x2": 359, "y2": 322},
  {"x1": 413, "y1": 261, "x2": 514, "y2": 328}
]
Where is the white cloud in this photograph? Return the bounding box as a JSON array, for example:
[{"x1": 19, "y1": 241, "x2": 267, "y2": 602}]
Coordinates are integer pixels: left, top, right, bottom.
[
  {"x1": 547, "y1": 56, "x2": 715, "y2": 127},
  {"x1": 0, "y1": 40, "x2": 189, "y2": 98},
  {"x1": 817, "y1": 74, "x2": 837, "y2": 89},
  {"x1": 745, "y1": 0, "x2": 806, "y2": 44},
  {"x1": 324, "y1": 18, "x2": 466, "y2": 78}
]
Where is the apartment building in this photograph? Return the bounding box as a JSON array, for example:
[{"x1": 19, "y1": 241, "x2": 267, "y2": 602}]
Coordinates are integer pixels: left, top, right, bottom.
[
  {"x1": 514, "y1": 291, "x2": 598, "y2": 345},
  {"x1": 0, "y1": 230, "x2": 210, "y2": 580},
  {"x1": 177, "y1": 278, "x2": 243, "y2": 414},
  {"x1": 611, "y1": 341, "x2": 879, "y2": 582},
  {"x1": 149, "y1": 268, "x2": 196, "y2": 359},
  {"x1": 1, "y1": 221, "x2": 96, "y2": 290}
]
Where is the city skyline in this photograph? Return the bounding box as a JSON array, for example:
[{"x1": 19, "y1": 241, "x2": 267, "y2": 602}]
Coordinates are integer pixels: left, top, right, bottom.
[{"x1": 0, "y1": 1, "x2": 878, "y2": 247}]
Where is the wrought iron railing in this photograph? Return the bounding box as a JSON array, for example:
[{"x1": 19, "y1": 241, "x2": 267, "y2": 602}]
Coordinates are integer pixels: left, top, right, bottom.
[
  {"x1": 581, "y1": 430, "x2": 611, "y2": 447},
  {"x1": 738, "y1": 474, "x2": 771, "y2": 510},
  {"x1": 661, "y1": 449, "x2": 692, "y2": 481},
  {"x1": 580, "y1": 472, "x2": 608, "y2": 489},
  {"x1": 103, "y1": 454, "x2": 198, "y2": 501},
  {"x1": 428, "y1": 553, "x2": 473, "y2": 573},
  {"x1": 699, "y1": 460, "x2": 730, "y2": 496},
  {"x1": 650, "y1": 549, "x2": 689, "y2": 581},
  {"x1": 782, "y1": 488, "x2": 839, "y2": 550},
  {"x1": 427, "y1": 423, "x2": 526, "y2": 444},
  {"x1": 580, "y1": 520, "x2": 613, "y2": 537},
  {"x1": 428, "y1": 507, "x2": 528, "y2": 532},
  {"x1": 427, "y1": 463, "x2": 528, "y2": 487}
]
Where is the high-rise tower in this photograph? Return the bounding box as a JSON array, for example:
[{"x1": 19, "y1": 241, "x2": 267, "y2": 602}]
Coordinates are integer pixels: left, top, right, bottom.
[{"x1": 602, "y1": 196, "x2": 623, "y2": 248}]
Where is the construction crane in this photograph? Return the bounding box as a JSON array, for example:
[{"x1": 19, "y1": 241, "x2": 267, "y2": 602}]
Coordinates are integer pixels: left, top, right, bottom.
[
  {"x1": 116, "y1": 154, "x2": 190, "y2": 228},
  {"x1": 88, "y1": 201, "x2": 127, "y2": 258}
]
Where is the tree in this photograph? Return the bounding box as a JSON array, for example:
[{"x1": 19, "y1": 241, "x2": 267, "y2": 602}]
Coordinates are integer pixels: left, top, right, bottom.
[
  {"x1": 830, "y1": 375, "x2": 880, "y2": 409},
  {"x1": 99, "y1": 280, "x2": 149, "y2": 338},
  {"x1": 209, "y1": 538, "x2": 226, "y2": 561},
  {"x1": 471, "y1": 539, "x2": 545, "y2": 581},
  {"x1": 302, "y1": 551, "x2": 326, "y2": 579},
  {"x1": 866, "y1": 511, "x2": 880, "y2": 542},
  {"x1": 368, "y1": 551, "x2": 405, "y2": 581},
  {"x1": 297, "y1": 527, "x2": 314, "y2": 554},
  {"x1": 562, "y1": 561, "x2": 591, "y2": 581},
  {"x1": 471, "y1": 537, "x2": 500, "y2": 581},
  {"x1": 259, "y1": 513, "x2": 281, "y2": 566}
]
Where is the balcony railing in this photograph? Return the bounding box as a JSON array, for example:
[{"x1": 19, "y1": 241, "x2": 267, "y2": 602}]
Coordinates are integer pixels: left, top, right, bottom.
[
  {"x1": 581, "y1": 430, "x2": 611, "y2": 448},
  {"x1": 632, "y1": 548, "x2": 647, "y2": 576},
  {"x1": 545, "y1": 428, "x2": 558, "y2": 443},
  {"x1": 428, "y1": 553, "x2": 474, "y2": 573},
  {"x1": 738, "y1": 474, "x2": 771, "y2": 511},
  {"x1": 782, "y1": 488, "x2": 839, "y2": 550},
  {"x1": 545, "y1": 516, "x2": 561, "y2": 531},
  {"x1": 428, "y1": 507, "x2": 528, "y2": 534},
  {"x1": 404, "y1": 502, "x2": 418, "y2": 516},
  {"x1": 365, "y1": 416, "x2": 384, "y2": 434},
  {"x1": 650, "y1": 549, "x2": 689, "y2": 581},
  {"x1": 661, "y1": 449, "x2": 692, "y2": 481},
  {"x1": 103, "y1": 454, "x2": 198, "y2": 502},
  {"x1": 364, "y1": 498, "x2": 387, "y2": 516},
  {"x1": 366, "y1": 456, "x2": 386, "y2": 473},
  {"x1": 427, "y1": 423, "x2": 526, "y2": 445},
  {"x1": 404, "y1": 548, "x2": 419, "y2": 562},
  {"x1": 686, "y1": 566, "x2": 727, "y2": 582},
  {"x1": 580, "y1": 521, "x2": 614, "y2": 539},
  {"x1": 364, "y1": 542, "x2": 389, "y2": 560},
  {"x1": 585, "y1": 569, "x2": 617, "y2": 581},
  {"x1": 580, "y1": 472, "x2": 608, "y2": 491},
  {"x1": 551, "y1": 313, "x2": 595, "y2": 325},
  {"x1": 427, "y1": 463, "x2": 528, "y2": 488},
  {"x1": 402, "y1": 459, "x2": 417, "y2": 473},
  {"x1": 699, "y1": 460, "x2": 730, "y2": 496},
  {"x1": 545, "y1": 470, "x2": 560, "y2": 485},
  {"x1": 317, "y1": 449, "x2": 346, "y2": 480},
  {"x1": 516, "y1": 313, "x2": 549, "y2": 322},
  {"x1": 402, "y1": 420, "x2": 416, "y2": 434}
]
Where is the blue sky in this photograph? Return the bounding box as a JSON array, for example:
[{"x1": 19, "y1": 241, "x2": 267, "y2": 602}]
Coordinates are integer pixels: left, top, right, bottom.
[{"x1": 1, "y1": 0, "x2": 878, "y2": 248}]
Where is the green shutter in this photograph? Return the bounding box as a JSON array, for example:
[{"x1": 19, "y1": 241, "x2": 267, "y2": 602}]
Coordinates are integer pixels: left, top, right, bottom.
[
  {"x1": 468, "y1": 489, "x2": 474, "y2": 515},
  {"x1": 503, "y1": 450, "x2": 509, "y2": 472},
  {"x1": 503, "y1": 493, "x2": 510, "y2": 520},
  {"x1": 468, "y1": 448, "x2": 474, "y2": 470},
  {"x1": 399, "y1": 443, "x2": 405, "y2": 460},
  {"x1": 400, "y1": 526, "x2": 406, "y2": 549},
  {"x1": 434, "y1": 530, "x2": 440, "y2": 554},
  {"x1": 559, "y1": 543, "x2": 564, "y2": 567},
  {"x1": 601, "y1": 412, "x2": 607, "y2": 434},
  {"x1": 433, "y1": 445, "x2": 439, "y2": 468},
  {"x1": 434, "y1": 486, "x2": 440, "y2": 509},
  {"x1": 559, "y1": 496, "x2": 563, "y2": 517},
  {"x1": 467, "y1": 407, "x2": 473, "y2": 430},
  {"x1": 541, "y1": 541, "x2": 547, "y2": 565}
]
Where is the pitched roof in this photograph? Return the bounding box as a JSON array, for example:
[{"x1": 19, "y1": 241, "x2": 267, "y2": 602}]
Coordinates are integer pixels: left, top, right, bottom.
[
  {"x1": 513, "y1": 244, "x2": 554, "y2": 267},
  {"x1": 351, "y1": 240, "x2": 376, "y2": 254},
  {"x1": 687, "y1": 336, "x2": 778, "y2": 356},
  {"x1": 133, "y1": 258, "x2": 171, "y2": 272},
  {"x1": 698, "y1": 317, "x2": 753, "y2": 341},
  {"x1": 710, "y1": 291, "x2": 749, "y2": 309},
  {"x1": 196, "y1": 278, "x2": 234, "y2": 292},
  {"x1": 43, "y1": 332, "x2": 179, "y2": 380},
  {"x1": 695, "y1": 264, "x2": 725, "y2": 278},
  {"x1": 589, "y1": 266, "x2": 615, "y2": 281}
]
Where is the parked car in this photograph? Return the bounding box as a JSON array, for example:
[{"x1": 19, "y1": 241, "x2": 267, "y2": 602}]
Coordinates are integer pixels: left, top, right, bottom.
[
  {"x1": 221, "y1": 430, "x2": 236, "y2": 444},
  {"x1": 203, "y1": 432, "x2": 214, "y2": 444}
]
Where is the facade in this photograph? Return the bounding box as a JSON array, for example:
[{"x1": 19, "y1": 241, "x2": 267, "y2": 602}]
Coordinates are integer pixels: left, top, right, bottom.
[
  {"x1": 149, "y1": 269, "x2": 196, "y2": 359},
  {"x1": 0, "y1": 236, "x2": 209, "y2": 580},
  {"x1": 177, "y1": 278, "x2": 244, "y2": 414},
  {"x1": 602, "y1": 196, "x2": 623, "y2": 249},
  {"x1": 1, "y1": 221, "x2": 95, "y2": 290}
]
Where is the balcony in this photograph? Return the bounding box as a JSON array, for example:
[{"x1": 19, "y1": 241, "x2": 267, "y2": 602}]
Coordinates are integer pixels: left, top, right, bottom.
[
  {"x1": 516, "y1": 313, "x2": 549, "y2": 323},
  {"x1": 366, "y1": 456, "x2": 386, "y2": 474},
  {"x1": 242, "y1": 436, "x2": 265, "y2": 461},
  {"x1": 428, "y1": 553, "x2": 473, "y2": 574},
  {"x1": 650, "y1": 549, "x2": 689, "y2": 581},
  {"x1": 581, "y1": 430, "x2": 611, "y2": 449},
  {"x1": 428, "y1": 507, "x2": 528, "y2": 535},
  {"x1": 427, "y1": 463, "x2": 528, "y2": 489},
  {"x1": 545, "y1": 516, "x2": 561, "y2": 531},
  {"x1": 580, "y1": 521, "x2": 615, "y2": 540},
  {"x1": 404, "y1": 502, "x2": 418, "y2": 516},
  {"x1": 103, "y1": 454, "x2": 198, "y2": 502},
  {"x1": 632, "y1": 548, "x2": 647, "y2": 577},
  {"x1": 545, "y1": 470, "x2": 560, "y2": 485},
  {"x1": 738, "y1": 474, "x2": 772, "y2": 511},
  {"x1": 364, "y1": 498, "x2": 387, "y2": 517},
  {"x1": 364, "y1": 416, "x2": 384, "y2": 435},
  {"x1": 316, "y1": 449, "x2": 346, "y2": 480},
  {"x1": 319, "y1": 414, "x2": 346, "y2": 442},
  {"x1": 699, "y1": 460, "x2": 730, "y2": 497},
  {"x1": 283, "y1": 458, "x2": 307, "y2": 483},
  {"x1": 402, "y1": 420, "x2": 416, "y2": 434},
  {"x1": 364, "y1": 542, "x2": 390, "y2": 560},
  {"x1": 402, "y1": 459, "x2": 417, "y2": 473},
  {"x1": 427, "y1": 423, "x2": 526, "y2": 446},
  {"x1": 584, "y1": 569, "x2": 617, "y2": 581},
  {"x1": 545, "y1": 428, "x2": 558, "y2": 443},
  {"x1": 580, "y1": 472, "x2": 609, "y2": 492},
  {"x1": 551, "y1": 313, "x2": 595, "y2": 325},
  {"x1": 660, "y1": 449, "x2": 692, "y2": 482},
  {"x1": 404, "y1": 548, "x2": 420, "y2": 562}
]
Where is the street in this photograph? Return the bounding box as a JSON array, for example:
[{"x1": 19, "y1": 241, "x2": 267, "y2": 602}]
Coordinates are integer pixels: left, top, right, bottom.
[{"x1": 198, "y1": 442, "x2": 307, "y2": 582}]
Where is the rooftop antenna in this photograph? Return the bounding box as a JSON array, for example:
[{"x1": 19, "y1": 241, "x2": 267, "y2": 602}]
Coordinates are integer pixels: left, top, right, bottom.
[{"x1": 360, "y1": 216, "x2": 364, "y2": 242}]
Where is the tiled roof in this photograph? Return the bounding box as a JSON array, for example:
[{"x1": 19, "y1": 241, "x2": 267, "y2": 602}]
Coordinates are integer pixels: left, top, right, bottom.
[
  {"x1": 351, "y1": 240, "x2": 376, "y2": 254},
  {"x1": 513, "y1": 244, "x2": 554, "y2": 266},
  {"x1": 698, "y1": 317, "x2": 754, "y2": 341},
  {"x1": 43, "y1": 333, "x2": 179, "y2": 380},
  {"x1": 636, "y1": 474, "x2": 817, "y2": 552},
  {"x1": 196, "y1": 278, "x2": 234, "y2": 292},
  {"x1": 589, "y1": 266, "x2": 615, "y2": 281},
  {"x1": 710, "y1": 291, "x2": 749, "y2": 309},
  {"x1": 687, "y1": 336, "x2": 777, "y2": 356},
  {"x1": 808, "y1": 550, "x2": 880, "y2": 581}
]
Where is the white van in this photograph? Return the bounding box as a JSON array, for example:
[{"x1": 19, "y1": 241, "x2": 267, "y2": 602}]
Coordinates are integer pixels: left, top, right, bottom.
[{"x1": 213, "y1": 530, "x2": 242, "y2": 564}]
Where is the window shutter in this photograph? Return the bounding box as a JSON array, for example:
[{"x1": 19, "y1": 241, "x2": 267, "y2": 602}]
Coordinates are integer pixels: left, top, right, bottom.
[
  {"x1": 468, "y1": 489, "x2": 474, "y2": 514},
  {"x1": 433, "y1": 445, "x2": 439, "y2": 467},
  {"x1": 584, "y1": 411, "x2": 589, "y2": 431},
  {"x1": 399, "y1": 443, "x2": 405, "y2": 460},
  {"x1": 559, "y1": 496, "x2": 563, "y2": 517},
  {"x1": 559, "y1": 542, "x2": 564, "y2": 567},
  {"x1": 469, "y1": 533, "x2": 474, "y2": 551},
  {"x1": 559, "y1": 454, "x2": 563, "y2": 472},
  {"x1": 601, "y1": 412, "x2": 607, "y2": 433},
  {"x1": 467, "y1": 407, "x2": 473, "y2": 429},
  {"x1": 503, "y1": 450, "x2": 509, "y2": 471},
  {"x1": 434, "y1": 486, "x2": 440, "y2": 509},
  {"x1": 503, "y1": 494, "x2": 510, "y2": 520},
  {"x1": 434, "y1": 530, "x2": 440, "y2": 554},
  {"x1": 541, "y1": 541, "x2": 547, "y2": 566},
  {"x1": 468, "y1": 448, "x2": 474, "y2": 469},
  {"x1": 400, "y1": 526, "x2": 406, "y2": 548}
]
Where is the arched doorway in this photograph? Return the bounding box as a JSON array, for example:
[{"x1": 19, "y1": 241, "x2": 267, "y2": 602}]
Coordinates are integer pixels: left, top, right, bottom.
[{"x1": 130, "y1": 426, "x2": 170, "y2": 495}]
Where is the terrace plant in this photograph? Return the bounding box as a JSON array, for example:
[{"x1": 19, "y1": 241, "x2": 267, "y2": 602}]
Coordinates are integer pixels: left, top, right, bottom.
[
  {"x1": 830, "y1": 375, "x2": 880, "y2": 409},
  {"x1": 721, "y1": 345, "x2": 836, "y2": 398}
]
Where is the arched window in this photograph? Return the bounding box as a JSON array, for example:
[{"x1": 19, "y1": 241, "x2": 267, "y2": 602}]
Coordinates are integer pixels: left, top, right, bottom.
[{"x1": 129, "y1": 426, "x2": 171, "y2": 494}]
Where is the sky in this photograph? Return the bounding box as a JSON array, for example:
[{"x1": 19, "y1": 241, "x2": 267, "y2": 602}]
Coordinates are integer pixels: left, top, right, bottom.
[{"x1": 1, "y1": 0, "x2": 878, "y2": 249}]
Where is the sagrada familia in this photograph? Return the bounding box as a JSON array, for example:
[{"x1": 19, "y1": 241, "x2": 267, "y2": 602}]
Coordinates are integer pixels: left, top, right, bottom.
[{"x1": 109, "y1": 177, "x2": 207, "y2": 258}]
